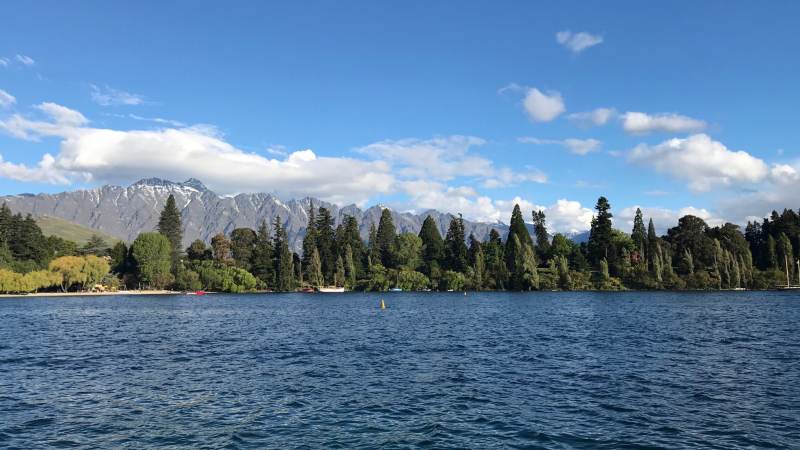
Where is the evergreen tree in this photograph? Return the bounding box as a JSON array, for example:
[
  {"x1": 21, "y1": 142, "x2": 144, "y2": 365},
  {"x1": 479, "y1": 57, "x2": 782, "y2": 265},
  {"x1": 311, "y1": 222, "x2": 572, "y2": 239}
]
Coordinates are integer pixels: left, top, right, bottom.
[
  {"x1": 342, "y1": 216, "x2": 366, "y2": 278},
  {"x1": 272, "y1": 216, "x2": 294, "y2": 291},
  {"x1": 251, "y1": 221, "x2": 274, "y2": 287},
  {"x1": 109, "y1": 241, "x2": 130, "y2": 275},
  {"x1": 418, "y1": 216, "x2": 444, "y2": 276},
  {"x1": 368, "y1": 223, "x2": 380, "y2": 267},
  {"x1": 301, "y1": 203, "x2": 318, "y2": 280},
  {"x1": 157, "y1": 194, "x2": 183, "y2": 268},
  {"x1": 588, "y1": 197, "x2": 613, "y2": 266},
  {"x1": 469, "y1": 236, "x2": 485, "y2": 290},
  {"x1": 556, "y1": 255, "x2": 572, "y2": 290},
  {"x1": 81, "y1": 234, "x2": 108, "y2": 255},
  {"x1": 335, "y1": 256, "x2": 345, "y2": 287},
  {"x1": 211, "y1": 233, "x2": 232, "y2": 263},
  {"x1": 307, "y1": 247, "x2": 324, "y2": 287},
  {"x1": 444, "y1": 215, "x2": 467, "y2": 272},
  {"x1": 375, "y1": 208, "x2": 397, "y2": 268},
  {"x1": 186, "y1": 239, "x2": 211, "y2": 260},
  {"x1": 344, "y1": 243, "x2": 356, "y2": 288},
  {"x1": 631, "y1": 208, "x2": 646, "y2": 260},
  {"x1": 766, "y1": 234, "x2": 778, "y2": 269},
  {"x1": 505, "y1": 204, "x2": 533, "y2": 275},
  {"x1": 229, "y1": 228, "x2": 257, "y2": 270},
  {"x1": 532, "y1": 210, "x2": 550, "y2": 262},
  {"x1": 315, "y1": 207, "x2": 336, "y2": 283},
  {"x1": 484, "y1": 229, "x2": 507, "y2": 290}
]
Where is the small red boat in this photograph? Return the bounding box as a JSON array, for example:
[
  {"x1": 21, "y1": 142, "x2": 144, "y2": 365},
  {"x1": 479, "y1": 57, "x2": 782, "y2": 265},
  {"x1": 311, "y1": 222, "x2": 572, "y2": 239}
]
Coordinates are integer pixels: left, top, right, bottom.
[{"x1": 186, "y1": 290, "x2": 207, "y2": 296}]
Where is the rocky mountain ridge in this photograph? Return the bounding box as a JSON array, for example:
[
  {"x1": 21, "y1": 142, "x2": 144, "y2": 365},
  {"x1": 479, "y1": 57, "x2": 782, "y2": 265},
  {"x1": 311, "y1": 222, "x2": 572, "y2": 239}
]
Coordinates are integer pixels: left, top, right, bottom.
[{"x1": 1, "y1": 178, "x2": 525, "y2": 252}]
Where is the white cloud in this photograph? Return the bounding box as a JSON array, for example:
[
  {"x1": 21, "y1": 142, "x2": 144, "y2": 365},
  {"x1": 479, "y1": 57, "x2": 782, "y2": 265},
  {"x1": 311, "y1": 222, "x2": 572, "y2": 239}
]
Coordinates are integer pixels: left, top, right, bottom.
[
  {"x1": 567, "y1": 108, "x2": 616, "y2": 127},
  {"x1": 0, "y1": 153, "x2": 69, "y2": 184},
  {"x1": 715, "y1": 161, "x2": 800, "y2": 224},
  {"x1": 357, "y1": 135, "x2": 546, "y2": 188},
  {"x1": 523, "y1": 88, "x2": 565, "y2": 122},
  {"x1": 1, "y1": 102, "x2": 89, "y2": 140},
  {"x1": 128, "y1": 114, "x2": 185, "y2": 127},
  {"x1": 0, "y1": 58, "x2": 9, "y2": 67},
  {"x1": 401, "y1": 179, "x2": 593, "y2": 232},
  {"x1": 0, "y1": 102, "x2": 394, "y2": 205},
  {"x1": 556, "y1": 30, "x2": 603, "y2": 53},
  {"x1": 90, "y1": 84, "x2": 146, "y2": 106},
  {"x1": 15, "y1": 54, "x2": 35, "y2": 66},
  {"x1": 0, "y1": 89, "x2": 16, "y2": 108},
  {"x1": 519, "y1": 137, "x2": 601, "y2": 155},
  {"x1": 629, "y1": 134, "x2": 768, "y2": 191},
  {"x1": 617, "y1": 205, "x2": 724, "y2": 234},
  {"x1": 622, "y1": 111, "x2": 706, "y2": 134},
  {"x1": 542, "y1": 199, "x2": 595, "y2": 234}
]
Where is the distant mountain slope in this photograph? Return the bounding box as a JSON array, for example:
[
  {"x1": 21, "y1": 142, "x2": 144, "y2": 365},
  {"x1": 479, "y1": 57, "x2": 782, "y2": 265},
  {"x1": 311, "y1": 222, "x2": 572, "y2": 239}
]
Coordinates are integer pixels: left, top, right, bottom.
[
  {"x1": 35, "y1": 215, "x2": 121, "y2": 245},
  {"x1": 1, "y1": 178, "x2": 515, "y2": 252}
]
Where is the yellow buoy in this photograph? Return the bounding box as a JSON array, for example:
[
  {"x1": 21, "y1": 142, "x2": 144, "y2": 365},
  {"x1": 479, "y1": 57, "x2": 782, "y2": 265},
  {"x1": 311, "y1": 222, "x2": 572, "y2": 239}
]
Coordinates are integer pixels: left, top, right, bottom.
[{"x1": 380, "y1": 299, "x2": 386, "y2": 309}]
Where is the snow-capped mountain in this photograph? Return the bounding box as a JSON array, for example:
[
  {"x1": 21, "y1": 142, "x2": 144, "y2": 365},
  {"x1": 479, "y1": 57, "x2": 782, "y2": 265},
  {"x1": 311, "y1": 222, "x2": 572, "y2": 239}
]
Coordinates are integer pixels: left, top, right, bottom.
[{"x1": 1, "y1": 178, "x2": 514, "y2": 252}]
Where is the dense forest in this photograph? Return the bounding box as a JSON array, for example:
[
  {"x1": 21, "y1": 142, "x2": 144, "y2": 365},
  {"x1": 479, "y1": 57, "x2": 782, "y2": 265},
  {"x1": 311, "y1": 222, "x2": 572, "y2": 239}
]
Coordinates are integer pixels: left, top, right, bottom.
[{"x1": 0, "y1": 194, "x2": 798, "y2": 294}]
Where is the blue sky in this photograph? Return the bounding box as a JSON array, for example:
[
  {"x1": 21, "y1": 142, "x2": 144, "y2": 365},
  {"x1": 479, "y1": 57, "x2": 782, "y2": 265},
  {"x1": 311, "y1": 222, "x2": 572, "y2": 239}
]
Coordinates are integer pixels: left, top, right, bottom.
[{"x1": 1, "y1": 1, "x2": 799, "y2": 233}]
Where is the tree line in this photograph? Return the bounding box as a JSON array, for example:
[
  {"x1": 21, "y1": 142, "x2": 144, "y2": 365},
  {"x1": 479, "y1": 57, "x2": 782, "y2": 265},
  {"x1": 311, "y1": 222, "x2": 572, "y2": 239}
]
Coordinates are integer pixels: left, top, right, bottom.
[{"x1": 1, "y1": 194, "x2": 797, "y2": 294}]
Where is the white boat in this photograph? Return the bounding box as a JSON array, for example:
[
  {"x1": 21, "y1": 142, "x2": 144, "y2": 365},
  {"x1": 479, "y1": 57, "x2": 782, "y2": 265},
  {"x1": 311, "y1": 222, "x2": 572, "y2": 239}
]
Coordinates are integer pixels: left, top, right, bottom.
[{"x1": 318, "y1": 287, "x2": 345, "y2": 293}]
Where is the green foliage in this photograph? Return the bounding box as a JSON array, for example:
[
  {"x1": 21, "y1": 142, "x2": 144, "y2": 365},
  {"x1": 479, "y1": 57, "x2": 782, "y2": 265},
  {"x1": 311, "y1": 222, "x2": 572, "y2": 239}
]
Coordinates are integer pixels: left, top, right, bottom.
[
  {"x1": 306, "y1": 247, "x2": 324, "y2": 287},
  {"x1": 439, "y1": 270, "x2": 466, "y2": 291},
  {"x1": 419, "y1": 215, "x2": 444, "y2": 277},
  {"x1": 396, "y1": 269, "x2": 430, "y2": 291},
  {"x1": 192, "y1": 260, "x2": 258, "y2": 292},
  {"x1": 80, "y1": 234, "x2": 109, "y2": 256},
  {"x1": 443, "y1": 216, "x2": 467, "y2": 272},
  {"x1": 375, "y1": 209, "x2": 397, "y2": 268},
  {"x1": 588, "y1": 196, "x2": 613, "y2": 266},
  {"x1": 230, "y1": 228, "x2": 257, "y2": 270},
  {"x1": 157, "y1": 194, "x2": 183, "y2": 267},
  {"x1": 211, "y1": 233, "x2": 232, "y2": 264},
  {"x1": 186, "y1": 239, "x2": 211, "y2": 261},
  {"x1": 272, "y1": 217, "x2": 295, "y2": 291},
  {"x1": 48, "y1": 255, "x2": 110, "y2": 292},
  {"x1": 250, "y1": 221, "x2": 274, "y2": 286},
  {"x1": 131, "y1": 232, "x2": 173, "y2": 289},
  {"x1": 395, "y1": 232, "x2": 423, "y2": 271},
  {"x1": 0, "y1": 268, "x2": 61, "y2": 293},
  {"x1": 532, "y1": 210, "x2": 550, "y2": 262}
]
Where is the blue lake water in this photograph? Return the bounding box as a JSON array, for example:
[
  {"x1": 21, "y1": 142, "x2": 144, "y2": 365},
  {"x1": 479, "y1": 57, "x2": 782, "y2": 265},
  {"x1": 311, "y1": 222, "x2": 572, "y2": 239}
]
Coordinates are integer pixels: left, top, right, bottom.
[{"x1": 1, "y1": 291, "x2": 799, "y2": 449}]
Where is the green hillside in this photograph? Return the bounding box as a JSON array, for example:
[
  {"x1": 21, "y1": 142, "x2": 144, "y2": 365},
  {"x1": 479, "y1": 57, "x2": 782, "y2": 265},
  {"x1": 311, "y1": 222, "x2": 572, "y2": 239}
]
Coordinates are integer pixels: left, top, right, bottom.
[{"x1": 35, "y1": 215, "x2": 122, "y2": 245}]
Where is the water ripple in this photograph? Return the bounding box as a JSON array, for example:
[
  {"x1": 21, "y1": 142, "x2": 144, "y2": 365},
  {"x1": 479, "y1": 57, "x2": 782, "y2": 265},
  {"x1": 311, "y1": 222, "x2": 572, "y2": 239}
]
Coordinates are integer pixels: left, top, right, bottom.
[{"x1": 0, "y1": 291, "x2": 799, "y2": 448}]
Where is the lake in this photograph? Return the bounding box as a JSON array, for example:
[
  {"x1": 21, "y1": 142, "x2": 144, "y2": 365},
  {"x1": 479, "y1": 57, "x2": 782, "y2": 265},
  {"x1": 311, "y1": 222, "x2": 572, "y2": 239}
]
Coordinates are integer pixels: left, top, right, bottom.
[{"x1": 1, "y1": 291, "x2": 799, "y2": 449}]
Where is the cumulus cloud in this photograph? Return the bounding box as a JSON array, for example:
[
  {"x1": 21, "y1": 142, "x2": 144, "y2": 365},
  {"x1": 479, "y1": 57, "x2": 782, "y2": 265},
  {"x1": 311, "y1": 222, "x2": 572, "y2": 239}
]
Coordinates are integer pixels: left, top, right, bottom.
[
  {"x1": 715, "y1": 160, "x2": 800, "y2": 224},
  {"x1": 15, "y1": 54, "x2": 35, "y2": 66},
  {"x1": 523, "y1": 88, "x2": 565, "y2": 122},
  {"x1": 357, "y1": 135, "x2": 546, "y2": 187},
  {"x1": 519, "y1": 137, "x2": 601, "y2": 155},
  {"x1": 0, "y1": 102, "x2": 394, "y2": 204},
  {"x1": 617, "y1": 205, "x2": 724, "y2": 234},
  {"x1": 567, "y1": 107, "x2": 616, "y2": 127},
  {"x1": 556, "y1": 30, "x2": 603, "y2": 53},
  {"x1": 401, "y1": 179, "x2": 593, "y2": 232},
  {"x1": 0, "y1": 89, "x2": 15, "y2": 108},
  {"x1": 91, "y1": 84, "x2": 146, "y2": 106},
  {"x1": 629, "y1": 134, "x2": 768, "y2": 191},
  {"x1": 622, "y1": 111, "x2": 706, "y2": 134}
]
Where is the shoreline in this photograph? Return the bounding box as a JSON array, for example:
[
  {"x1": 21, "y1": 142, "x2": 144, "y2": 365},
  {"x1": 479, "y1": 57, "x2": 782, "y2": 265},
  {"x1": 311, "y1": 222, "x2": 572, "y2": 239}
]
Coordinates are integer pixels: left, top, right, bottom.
[{"x1": 0, "y1": 290, "x2": 184, "y2": 298}]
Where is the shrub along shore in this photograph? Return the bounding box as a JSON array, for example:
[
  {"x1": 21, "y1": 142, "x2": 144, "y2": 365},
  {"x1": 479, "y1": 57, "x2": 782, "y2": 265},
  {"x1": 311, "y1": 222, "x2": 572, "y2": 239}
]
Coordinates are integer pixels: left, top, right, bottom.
[{"x1": 0, "y1": 194, "x2": 798, "y2": 295}]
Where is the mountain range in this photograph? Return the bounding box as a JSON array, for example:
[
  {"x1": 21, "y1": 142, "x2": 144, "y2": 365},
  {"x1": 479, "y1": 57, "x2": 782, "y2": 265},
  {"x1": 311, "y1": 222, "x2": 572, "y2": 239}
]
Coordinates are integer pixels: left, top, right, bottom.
[{"x1": 0, "y1": 178, "x2": 580, "y2": 252}]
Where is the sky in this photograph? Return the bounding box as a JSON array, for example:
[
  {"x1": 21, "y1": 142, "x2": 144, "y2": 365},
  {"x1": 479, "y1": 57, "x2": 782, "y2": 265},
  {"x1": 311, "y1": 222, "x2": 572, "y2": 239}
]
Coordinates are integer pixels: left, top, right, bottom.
[{"x1": 1, "y1": 1, "x2": 799, "y2": 234}]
